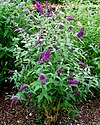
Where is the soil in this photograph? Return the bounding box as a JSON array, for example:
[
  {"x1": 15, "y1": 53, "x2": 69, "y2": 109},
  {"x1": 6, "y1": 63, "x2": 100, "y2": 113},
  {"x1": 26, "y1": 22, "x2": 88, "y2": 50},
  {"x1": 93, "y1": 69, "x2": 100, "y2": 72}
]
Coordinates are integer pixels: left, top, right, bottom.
[{"x1": 0, "y1": 90, "x2": 100, "y2": 125}]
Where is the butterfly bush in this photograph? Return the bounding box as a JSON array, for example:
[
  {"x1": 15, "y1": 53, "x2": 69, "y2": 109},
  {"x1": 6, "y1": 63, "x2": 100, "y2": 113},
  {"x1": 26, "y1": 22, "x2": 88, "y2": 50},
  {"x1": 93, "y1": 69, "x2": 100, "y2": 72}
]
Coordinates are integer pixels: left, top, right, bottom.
[{"x1": 10, "y1": 2, "x2": 99, "y2": 124}]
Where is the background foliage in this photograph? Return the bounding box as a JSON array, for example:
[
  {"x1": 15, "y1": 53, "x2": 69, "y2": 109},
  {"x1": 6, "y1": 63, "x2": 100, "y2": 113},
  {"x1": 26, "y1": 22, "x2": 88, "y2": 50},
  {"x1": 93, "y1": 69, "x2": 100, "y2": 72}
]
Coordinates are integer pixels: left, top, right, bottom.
[{"x1": 0, "y1": 0, "x2": 35, "y2": 87}]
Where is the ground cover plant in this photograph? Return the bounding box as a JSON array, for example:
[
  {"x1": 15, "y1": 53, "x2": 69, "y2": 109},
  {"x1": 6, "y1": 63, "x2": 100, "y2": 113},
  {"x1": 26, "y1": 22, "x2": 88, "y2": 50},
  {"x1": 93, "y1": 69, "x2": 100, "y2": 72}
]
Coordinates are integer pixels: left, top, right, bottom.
[{"x1": 0, "y1": 0, "x2": 100, "y2": 125}]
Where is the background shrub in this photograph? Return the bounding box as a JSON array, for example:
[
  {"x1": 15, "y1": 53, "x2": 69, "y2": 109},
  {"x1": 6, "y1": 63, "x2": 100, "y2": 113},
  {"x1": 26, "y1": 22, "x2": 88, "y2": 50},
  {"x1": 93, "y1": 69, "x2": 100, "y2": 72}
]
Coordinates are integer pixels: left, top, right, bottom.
[{"x1": 0, "y1": 0, "x2": 35, "y2": 88}]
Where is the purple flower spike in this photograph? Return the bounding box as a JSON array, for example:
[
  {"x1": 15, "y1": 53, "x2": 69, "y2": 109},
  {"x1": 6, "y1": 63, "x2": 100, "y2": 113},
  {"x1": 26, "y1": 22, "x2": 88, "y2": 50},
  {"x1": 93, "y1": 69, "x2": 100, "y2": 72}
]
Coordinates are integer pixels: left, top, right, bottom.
[
  {"x1": 10, "y1": 96, "x2": 18, "y2": 107},
  {"x1": 59, "y1": 25, "x2": 64, "y2": 29},
  {"x1": 18, "y1": 3, "x2": 23, "y2": 7},
  {"x1": 76, "y1": 27, "x2": 84, "y2": 38},
  {"x1": 54, "y1": 36, "x2": 56, "y2": 41},
  {"x1": 68, "y1": 26, "x2": 73, "y2": 31},
  {"x1": 74, "y1": 90, "x2": 79, "y2": 95},
  {"x1": 19, "y1": 84, "x2": 28, "y2": 92},
  {"x1": 27, "y1": 92, "x2": 32, "y2": 97},
  {"x1": 66, "y1": 16, "x2": 75, "y2": 21},
  {"x1": 35, "y1": 40, "x2": 41, "y2": 46},
  {"x1": 39, "y1": 73, "x2": 46, "y2": 84},
  {"x1": 57, "y1": 67, "x2": 63, "y2": 76},
  {"x1": 54, "y1": 45, "x2": 59, "y2": 50},
  {"x1": 78, "y1": 62, "x2": 85, "y2": 67},
  {"x1": 41, "y1": 80, "x2": 46, "y2": 84},
  {"x1": 39, "y1": 73, "x2": 46, "y2": 80},
  {"x1": 38, "y1": 49, "x2": 50, "y2": 64},
  {"x1": 88, "y1": 90, "x2": 93, "y2": 96},
  {"x1": 67, "y1": 79, "x2": 80, "y2": 85},
  {"x1": 36, "y1": 1, "x2": 43, "y2": 14}
]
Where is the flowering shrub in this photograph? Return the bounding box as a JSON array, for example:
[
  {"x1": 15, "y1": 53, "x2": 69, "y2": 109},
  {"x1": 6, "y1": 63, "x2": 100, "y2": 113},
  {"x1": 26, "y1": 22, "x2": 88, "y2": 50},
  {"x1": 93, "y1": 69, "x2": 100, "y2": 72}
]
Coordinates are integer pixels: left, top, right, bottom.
[{"x1": 9, "y1": 1, "x2": 100, "y2": 124}]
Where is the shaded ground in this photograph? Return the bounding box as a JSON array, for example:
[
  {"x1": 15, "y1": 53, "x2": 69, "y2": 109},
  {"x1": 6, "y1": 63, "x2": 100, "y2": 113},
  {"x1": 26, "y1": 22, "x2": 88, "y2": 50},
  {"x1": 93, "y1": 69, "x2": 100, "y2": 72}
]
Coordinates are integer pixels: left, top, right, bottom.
[{"x1": 0, "y1": 91, "x2": 100, "y2": 125}]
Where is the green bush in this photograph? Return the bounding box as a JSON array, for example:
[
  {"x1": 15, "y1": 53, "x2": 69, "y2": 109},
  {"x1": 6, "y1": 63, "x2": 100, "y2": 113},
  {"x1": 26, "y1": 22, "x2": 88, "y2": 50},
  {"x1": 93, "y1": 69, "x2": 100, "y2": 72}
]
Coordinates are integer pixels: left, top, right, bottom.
[
  {"x1": 10, "y1": 2, "x2": 99, "y2": 124},
  {"x1": 0, "y1": 0, "x2": 98, "y2": 124},
  {"x1": 0, "y1": 0, "x2": 35, "y2": 87}
]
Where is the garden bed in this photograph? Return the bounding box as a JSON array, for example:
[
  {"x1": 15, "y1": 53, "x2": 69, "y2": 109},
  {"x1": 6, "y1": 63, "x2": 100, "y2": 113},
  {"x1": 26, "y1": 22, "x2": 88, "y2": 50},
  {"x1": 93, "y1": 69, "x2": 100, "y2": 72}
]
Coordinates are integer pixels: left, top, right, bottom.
[{"x1": 0, "y1": 91, "x2": 100, "y2": 125}]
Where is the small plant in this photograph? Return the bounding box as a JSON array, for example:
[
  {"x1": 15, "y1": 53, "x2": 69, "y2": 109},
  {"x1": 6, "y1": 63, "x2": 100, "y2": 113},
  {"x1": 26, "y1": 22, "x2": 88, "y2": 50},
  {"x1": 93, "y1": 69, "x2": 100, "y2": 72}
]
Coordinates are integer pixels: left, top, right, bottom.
[{"x1": 35, "y1": 114, "x2": 43, "y2": 123}]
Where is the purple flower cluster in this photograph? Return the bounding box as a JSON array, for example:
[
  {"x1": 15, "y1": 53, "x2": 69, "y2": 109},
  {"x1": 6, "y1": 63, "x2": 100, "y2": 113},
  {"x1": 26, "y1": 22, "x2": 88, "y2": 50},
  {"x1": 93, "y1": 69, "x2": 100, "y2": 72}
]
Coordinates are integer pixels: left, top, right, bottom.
[
  {"x1": 27, "y1": 91, "x2": 32, "y2": 97},
  {"x1": 10, "y1": 96, "x2": 18, "y2": 107},
  {"x1": 66, "y1": 16, "x2": 75, "y2": 21},
  {"x1": 67, "y1": 76, "x2": 80, "y2": 85},
  {"x1": 35, "y1": 40, "x2": 41, "y2": 46},
  {"x1": 77, "y1": 27, "x2": 84, "y2": 38},
  {"x1": 74, "y1": 90, "x2": 79, "y2": 95},
  {"x1": 53, "y1": 36, "x2": 56, "y2": 41},
  {"x1": 39, "y1": 73, "x2": 46, "y2": 84},
  {"x1": 67, "y1": 79, "x2": 80, "y2": 84},
  {"x1": 54, "y1": 45, "x2": 59, "y2": 50},
  {"x1": 59, "y1": 25, "x2": 64, "y2": 29},
  {"x1": 88, "y1": 90, "x2": 93, "y2": 96},
  {"x1": 68, "y1": 26, "x2": 73, "y2": 31},
  {"x1": 78, "y1": 62, "x2": 85, "y2": 67},
  {"x1": 38, "y1": 49, "x2": 50, "y2": 64},
  {"x1": 35, "y1": 1, "x2": 43, "y2": 14},
  {"x1": 19, "y1": 84, "x2": 28, "y2": 92}
]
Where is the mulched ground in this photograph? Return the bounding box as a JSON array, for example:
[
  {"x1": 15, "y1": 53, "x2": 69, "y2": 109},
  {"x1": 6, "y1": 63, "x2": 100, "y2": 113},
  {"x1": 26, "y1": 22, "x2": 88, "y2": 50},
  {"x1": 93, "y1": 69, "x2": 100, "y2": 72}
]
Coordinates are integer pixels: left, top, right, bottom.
[{"x1": 0, "y1": 90, "x2": 100, "y2": 125}]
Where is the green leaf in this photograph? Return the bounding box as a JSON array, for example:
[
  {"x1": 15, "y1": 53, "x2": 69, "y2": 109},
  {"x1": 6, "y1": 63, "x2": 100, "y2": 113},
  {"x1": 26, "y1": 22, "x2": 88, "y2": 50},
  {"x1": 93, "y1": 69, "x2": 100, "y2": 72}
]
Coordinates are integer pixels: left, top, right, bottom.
[
  {"x1": 4, "y1": 29, "x2": 9, "y2": 37},
  {"x1": 16, "y1": 92, "x2": 26, "y2": 101},
  {"x1": 3, "y1": 66, "x2": 9, "y2": 71},
  {"x1": 37, "y1": 93, "x2": 43, "y2": 103},
  {"x1": 6, "y1": 17, "x2": 10, "y2": 24},
  {"x1": 34, "y1": 85, "x2": 41, "y2": 93},
  {"x1": 0, "y1": 51, "x2": 5, "y2": 58}
]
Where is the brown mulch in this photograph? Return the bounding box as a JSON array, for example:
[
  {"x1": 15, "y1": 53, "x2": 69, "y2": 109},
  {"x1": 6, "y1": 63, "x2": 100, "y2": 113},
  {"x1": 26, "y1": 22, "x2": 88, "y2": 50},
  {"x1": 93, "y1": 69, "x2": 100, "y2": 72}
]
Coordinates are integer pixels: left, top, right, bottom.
[
  {"x1": 0, "y1": 91, "x2": 100, "y2": 125},
  {"x1": 32, "y1": 2, "x2": 100, "y2": 10}
]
